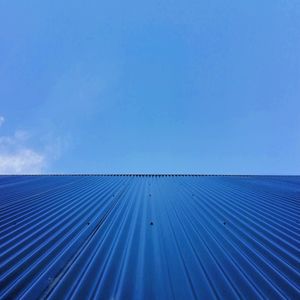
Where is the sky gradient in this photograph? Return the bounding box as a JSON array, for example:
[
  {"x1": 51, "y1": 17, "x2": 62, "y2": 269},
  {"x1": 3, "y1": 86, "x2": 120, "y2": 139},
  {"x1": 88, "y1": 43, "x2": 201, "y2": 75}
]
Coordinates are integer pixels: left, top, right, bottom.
[{"x1": 0, "y1": 1, "x2": 300, "y2": 174}]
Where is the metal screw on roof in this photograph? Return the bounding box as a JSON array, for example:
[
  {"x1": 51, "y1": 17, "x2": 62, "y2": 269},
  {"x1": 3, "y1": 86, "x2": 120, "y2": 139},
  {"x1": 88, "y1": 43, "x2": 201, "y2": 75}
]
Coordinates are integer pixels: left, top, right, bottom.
[
  {"x1": 149, "y1": 193, "x2": 151, "y2": 197},
  {"x1": 223, "y1": 221, "x2": 227, "y2": 225},
  {"x1": 150, "y1": 222, "x2": 154, "y2": 226}
]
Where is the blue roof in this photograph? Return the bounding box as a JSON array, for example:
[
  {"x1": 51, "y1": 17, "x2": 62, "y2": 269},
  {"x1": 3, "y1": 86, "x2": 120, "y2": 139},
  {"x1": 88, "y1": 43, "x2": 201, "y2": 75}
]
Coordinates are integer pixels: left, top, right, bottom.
[{"x1": 0, "y1": 175, "x2": 299, "y2": 299}]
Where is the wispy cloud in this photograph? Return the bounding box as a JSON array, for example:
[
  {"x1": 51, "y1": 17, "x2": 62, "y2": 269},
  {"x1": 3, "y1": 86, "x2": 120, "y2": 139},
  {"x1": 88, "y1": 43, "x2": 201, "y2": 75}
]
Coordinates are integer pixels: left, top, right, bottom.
[
  {"x1": 0, "y1": 121, "x2": 46, "y2": 174},
  {"x1": 0, "y1": 150, "x2": 45, "y2": 174},
  {"x1": 0, "y1": 116, "x2": 5, "y2": 127}
]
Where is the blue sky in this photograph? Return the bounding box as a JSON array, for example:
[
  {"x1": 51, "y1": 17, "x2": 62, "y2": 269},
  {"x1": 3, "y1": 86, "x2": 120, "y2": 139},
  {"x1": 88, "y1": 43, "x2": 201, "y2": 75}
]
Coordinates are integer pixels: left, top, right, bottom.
[{"x1": 0, "y1": 1, "x2": 299, "y2": 174}]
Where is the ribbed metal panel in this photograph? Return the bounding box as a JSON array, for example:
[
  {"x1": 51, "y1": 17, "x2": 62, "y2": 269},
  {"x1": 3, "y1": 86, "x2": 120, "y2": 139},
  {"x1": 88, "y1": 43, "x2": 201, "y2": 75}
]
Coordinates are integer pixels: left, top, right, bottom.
[{"x1": 0, "y1": 175, "x2": 299, "y2": 299}]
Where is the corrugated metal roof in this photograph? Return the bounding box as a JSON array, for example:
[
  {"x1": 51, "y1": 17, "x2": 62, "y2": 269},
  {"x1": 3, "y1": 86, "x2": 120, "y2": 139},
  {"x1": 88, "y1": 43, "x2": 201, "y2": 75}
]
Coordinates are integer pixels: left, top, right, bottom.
[{"x1": 0, "y1": 175, "x2": 299, "y2": 299}]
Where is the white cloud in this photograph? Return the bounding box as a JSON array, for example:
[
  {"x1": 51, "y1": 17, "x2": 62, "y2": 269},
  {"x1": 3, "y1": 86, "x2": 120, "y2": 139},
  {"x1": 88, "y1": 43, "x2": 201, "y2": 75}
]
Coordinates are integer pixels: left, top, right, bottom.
[
  {"x1": 0, "y1": 128, "x2": 46, "y2": 174},
  {"x1": 0, "y1": 149, "x2": 45, "y2": 174},
  {"x1": 0, "y1": 116, "x2": 5, "y2": 127}
]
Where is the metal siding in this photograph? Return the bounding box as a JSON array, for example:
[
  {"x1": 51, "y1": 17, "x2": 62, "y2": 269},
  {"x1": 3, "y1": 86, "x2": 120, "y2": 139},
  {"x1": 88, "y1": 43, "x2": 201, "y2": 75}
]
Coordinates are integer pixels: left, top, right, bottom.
[{"x1": 0, "y1": 175, "x2": 299, "y2": 299}]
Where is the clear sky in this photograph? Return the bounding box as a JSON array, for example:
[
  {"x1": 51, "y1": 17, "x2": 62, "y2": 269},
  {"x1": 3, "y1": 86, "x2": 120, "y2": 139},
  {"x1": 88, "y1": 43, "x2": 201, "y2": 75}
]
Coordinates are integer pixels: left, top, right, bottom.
[{"x1": 0, "y1": 1, "x2": 299, "y2": 174}]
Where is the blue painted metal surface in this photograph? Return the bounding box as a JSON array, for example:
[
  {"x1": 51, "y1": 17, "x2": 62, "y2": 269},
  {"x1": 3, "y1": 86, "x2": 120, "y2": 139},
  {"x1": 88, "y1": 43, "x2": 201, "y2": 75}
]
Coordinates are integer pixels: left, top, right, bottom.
[{"x1": 0, "y1": 175, "x2": 299, "y2": 299}]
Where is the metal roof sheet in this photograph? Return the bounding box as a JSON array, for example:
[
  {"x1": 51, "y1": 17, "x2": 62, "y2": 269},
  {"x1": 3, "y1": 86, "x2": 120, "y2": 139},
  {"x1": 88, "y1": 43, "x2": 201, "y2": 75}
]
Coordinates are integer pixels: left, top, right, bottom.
[{"x1": 0, "y1": 175, "x2": 299, "y2": 299}]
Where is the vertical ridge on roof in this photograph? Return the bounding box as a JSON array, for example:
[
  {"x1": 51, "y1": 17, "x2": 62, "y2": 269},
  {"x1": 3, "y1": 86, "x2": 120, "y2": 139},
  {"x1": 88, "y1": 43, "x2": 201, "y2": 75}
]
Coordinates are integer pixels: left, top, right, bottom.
[{"x1": 0, "y1": 175, "x2": 299, "y2": 299}]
